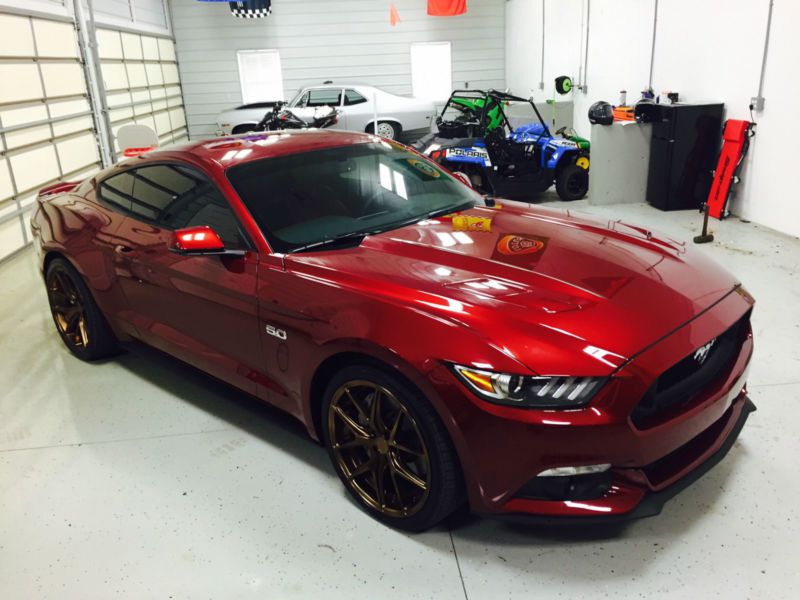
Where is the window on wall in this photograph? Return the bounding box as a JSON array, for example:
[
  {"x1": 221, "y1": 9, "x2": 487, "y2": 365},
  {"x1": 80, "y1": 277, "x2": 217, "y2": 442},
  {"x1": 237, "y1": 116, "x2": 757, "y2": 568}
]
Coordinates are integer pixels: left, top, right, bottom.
[
  {"x1": 237, "y1": 50, "x2": 284, "y2": 104},
  {"x1": 410, "y1": 42, "x2": 452, "y2": 102}
]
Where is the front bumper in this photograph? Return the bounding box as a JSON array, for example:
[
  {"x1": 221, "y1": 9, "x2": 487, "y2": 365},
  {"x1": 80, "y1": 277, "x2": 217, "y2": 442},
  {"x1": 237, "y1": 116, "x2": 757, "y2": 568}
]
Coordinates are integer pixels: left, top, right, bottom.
[
  {"x1": 429, "y1": 286, "x2": 755, "y2": 521},
  {"x1": 499, "y1": 395, "x2": 755, "y2": 524}
]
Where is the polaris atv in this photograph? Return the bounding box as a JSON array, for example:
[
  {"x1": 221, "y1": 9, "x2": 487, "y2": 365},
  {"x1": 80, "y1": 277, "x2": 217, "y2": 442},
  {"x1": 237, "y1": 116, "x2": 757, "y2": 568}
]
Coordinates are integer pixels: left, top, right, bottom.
[{"x1": 412, "y1": 90, "x2": 590, "y2": 201}]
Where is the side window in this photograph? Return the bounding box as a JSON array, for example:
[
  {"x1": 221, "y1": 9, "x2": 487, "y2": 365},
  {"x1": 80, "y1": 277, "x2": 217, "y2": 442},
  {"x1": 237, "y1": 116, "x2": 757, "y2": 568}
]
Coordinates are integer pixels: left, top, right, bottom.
[
  {"x1": 307, "y1": 88, "x2": 342, "y2": 107},
  {"x1": 130, "y1": 164, "x2": 248, "y2": 249},
  {"x1": 295, "y1": 91, "x2": 309, "y2": 107},
  {"x1": 98, "y1": 171, "x2": 135, "y2": 212},
  {"x1": 128, "y1": 165, "x2": 195, "y2": 223},
  {"x1": 344, "y1": 89, "x2": 368, "y2": 106}
]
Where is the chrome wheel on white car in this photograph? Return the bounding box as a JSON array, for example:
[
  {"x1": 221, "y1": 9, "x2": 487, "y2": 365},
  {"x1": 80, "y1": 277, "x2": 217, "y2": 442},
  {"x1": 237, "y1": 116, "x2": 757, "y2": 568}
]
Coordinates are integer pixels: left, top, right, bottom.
[{"x1": 370, "y1": 121, "x2": 399, "y2": 140}]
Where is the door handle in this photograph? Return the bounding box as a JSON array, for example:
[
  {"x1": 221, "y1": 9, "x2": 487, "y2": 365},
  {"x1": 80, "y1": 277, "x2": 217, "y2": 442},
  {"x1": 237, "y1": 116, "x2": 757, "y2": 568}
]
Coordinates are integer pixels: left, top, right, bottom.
[{"x1": 114, "y1": 244, "x2": 136, "y2": 255}]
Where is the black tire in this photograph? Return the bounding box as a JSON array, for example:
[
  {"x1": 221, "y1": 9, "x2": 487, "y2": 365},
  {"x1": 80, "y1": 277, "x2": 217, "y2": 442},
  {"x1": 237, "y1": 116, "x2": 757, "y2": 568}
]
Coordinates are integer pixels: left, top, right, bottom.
[
  {"x1": 45, "y1": 258, "x2": 118, "y2": 361},
  {"x1": 555, "y1": 161, "x2": 589, "y2": 201},
  {"x1": 366, "y1": 121, "x2": 401, "y2": 140},
  {"x1": 321, "y1": 364, "x2": 463, "y2": 532}
]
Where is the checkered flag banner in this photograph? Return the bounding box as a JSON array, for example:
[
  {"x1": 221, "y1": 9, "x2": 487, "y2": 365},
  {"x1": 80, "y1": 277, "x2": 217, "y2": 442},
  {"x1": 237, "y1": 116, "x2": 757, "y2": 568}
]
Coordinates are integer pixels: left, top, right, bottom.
[{"x1": 229, "y1": 0, "x2": 272, "y2": 18}]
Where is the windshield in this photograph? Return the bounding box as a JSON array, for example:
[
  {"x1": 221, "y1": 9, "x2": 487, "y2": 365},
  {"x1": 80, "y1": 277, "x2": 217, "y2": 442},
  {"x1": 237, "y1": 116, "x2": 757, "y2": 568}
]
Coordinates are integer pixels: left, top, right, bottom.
[{"x1": 226, "y1": 141, "x2": 480, "y2": 253}]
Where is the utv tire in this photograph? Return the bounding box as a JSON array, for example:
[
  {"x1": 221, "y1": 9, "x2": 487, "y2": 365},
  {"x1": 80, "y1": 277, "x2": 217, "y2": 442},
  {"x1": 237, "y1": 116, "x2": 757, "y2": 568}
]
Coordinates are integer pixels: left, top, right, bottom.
[
  {"x1": 45, "y1": 258, "x2": 118, "y2": 361},
  {"x1": 556, "y1": 162, "x2": 589, "y2": 201},
  {"x1": 321, "y1": 364, "x2": 464, "y2": 532}
]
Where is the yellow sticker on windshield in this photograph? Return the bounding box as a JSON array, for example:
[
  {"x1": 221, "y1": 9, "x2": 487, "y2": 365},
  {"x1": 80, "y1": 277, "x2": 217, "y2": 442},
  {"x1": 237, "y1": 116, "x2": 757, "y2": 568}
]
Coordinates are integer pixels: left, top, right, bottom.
[{"x1": 407, "y1": 158, "x2": 441, "y2": 178}]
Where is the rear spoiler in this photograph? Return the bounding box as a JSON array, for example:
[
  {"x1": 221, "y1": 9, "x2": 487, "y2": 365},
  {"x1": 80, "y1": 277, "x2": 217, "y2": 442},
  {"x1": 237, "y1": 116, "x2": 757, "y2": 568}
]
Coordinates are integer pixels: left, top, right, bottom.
[{"x1": 38, "y1": 181, "x2": 80, "y2": 199}]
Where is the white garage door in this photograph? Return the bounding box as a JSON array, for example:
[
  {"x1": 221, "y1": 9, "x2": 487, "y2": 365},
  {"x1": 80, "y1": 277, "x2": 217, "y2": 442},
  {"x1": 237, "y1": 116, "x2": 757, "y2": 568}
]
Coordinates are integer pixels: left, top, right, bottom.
[
  {"x1": 96, "y1": 28, "x2": 188, "y2": 158},
  {"x1": 0, "y1": 13, "x2": 101, "y2": 262}
]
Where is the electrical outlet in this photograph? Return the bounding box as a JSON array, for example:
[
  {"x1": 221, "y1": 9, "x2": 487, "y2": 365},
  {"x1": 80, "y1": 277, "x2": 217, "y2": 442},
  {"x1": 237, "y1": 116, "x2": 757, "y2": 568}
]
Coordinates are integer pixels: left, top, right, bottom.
[{"x1": 750, "y1": 96, "x2": 765, "y2": 111}]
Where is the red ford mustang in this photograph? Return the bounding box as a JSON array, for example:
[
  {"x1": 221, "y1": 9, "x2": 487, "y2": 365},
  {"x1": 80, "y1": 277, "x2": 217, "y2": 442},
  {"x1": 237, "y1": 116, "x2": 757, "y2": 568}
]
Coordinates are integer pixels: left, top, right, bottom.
[{"x1": 31, "y1": 130, "x2": 755, "y2": 531}]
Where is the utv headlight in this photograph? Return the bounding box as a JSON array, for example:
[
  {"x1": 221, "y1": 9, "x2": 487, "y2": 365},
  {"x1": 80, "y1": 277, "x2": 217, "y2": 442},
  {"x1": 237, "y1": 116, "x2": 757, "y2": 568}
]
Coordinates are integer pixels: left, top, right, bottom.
[{"x1": 452, "y1": 365, "x2": 605, "y2": 409}]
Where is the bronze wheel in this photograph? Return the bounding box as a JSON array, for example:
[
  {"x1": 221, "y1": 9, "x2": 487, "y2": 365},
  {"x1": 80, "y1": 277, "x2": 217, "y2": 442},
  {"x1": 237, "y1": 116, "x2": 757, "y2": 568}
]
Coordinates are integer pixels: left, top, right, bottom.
[
  {"x1": 328, "y1": 380, "x2": 431, "y2": 517},
  {"x1": 45, "y1": 258, "x2": 117, "y2": 360},
  {"x1": 322, "y1": 365, "x2": 463, "y2": 531},
  {"x1": 48, "y1": 267, "x2": 89, "y2": 350}
]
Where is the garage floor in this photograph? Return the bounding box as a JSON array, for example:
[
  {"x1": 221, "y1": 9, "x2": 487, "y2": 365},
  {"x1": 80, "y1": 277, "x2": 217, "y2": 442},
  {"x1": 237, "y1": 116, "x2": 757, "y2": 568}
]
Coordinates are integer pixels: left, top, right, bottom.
[{"x1": 1, "y1": 200, "x2": 798, "y2": 599}]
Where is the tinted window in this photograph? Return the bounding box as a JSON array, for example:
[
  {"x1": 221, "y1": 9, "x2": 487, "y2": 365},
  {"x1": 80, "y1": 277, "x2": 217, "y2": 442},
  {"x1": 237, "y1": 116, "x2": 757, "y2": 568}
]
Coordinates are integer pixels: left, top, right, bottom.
[
  {"x1": 344, "y1": 89, "x2": 368, "y2": 106},
  {"x1": 307, "y1": 88, "x2": 342, "y2": 107},
  {"x1": 226, "y1": 142, "x2": 480, "y2": 253},
  {"x1": 127, "y1": 164, "x2": 248, "y2": 249},
  {"x1": 99, "y1": 171, "x2": 135, "y2": 212}
]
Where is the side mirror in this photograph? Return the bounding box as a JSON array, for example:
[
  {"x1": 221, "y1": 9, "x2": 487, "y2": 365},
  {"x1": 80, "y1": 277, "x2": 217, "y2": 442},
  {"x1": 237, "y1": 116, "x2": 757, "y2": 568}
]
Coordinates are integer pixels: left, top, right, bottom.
[{"x1": 169, "y1": 226, "x2": 244, "y2": 256}]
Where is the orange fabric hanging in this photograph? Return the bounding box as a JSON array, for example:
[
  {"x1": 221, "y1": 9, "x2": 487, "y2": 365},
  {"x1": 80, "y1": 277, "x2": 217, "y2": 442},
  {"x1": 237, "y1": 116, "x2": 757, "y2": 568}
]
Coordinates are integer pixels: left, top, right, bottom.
[
  {"x1": 390, "y1": 3, "x2": 401, "y2": 25},
  {"x1": 428, "y1": 0, "x2": 467, "y2": 17}
]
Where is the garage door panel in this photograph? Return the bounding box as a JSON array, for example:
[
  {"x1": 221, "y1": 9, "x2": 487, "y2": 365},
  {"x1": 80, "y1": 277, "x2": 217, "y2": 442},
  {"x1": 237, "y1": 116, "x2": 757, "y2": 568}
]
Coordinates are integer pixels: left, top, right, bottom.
[
  {"x1": 0, "y1": 64, "x2": 44, "y2": 103},
  {"x1": 52, "y1": 115, "x2": 94, "y2": 137},
  {"x1": 0, "y1": 218, "x2": 26, "y2": 261},
  {"x1": 168, "y1": 107, "x2": 186, "y2": 130},
  {"x1": 145, "y1": 63, "x2": 164, "y2": 85},
  {"x1": 8, "y1": 145, "x2": 59, "y2": 193},
  {"x1": 126, "y1": 62, "x2": 148, "y2": 88},
  {"x1": 121, "y1": 32, "x2": 143, "y2": 60},
  {"x1": 141, "y1": 36, "x2": 159, "y2": 60},
  {"x1": 154, "y1": 111, "x2": 171, "y2": 135},
  {"x1": 5, "y1": 125, "x2": 51, "y2": 150},
  {"x1": 0, "y1": 158, "x2": 13, "y2": 202},
  {"x1": 49, "y1": 97, "x2": 91, "y2": 118},
  {"x1": 1, "y1": 104, "x2": 49, "y2": 127},
  {"x1": 56, "y1": 133, "x2": 99, "y2": 175},
  {"x1": 40, "y1": 62, "x2": 86, "y2": 98},
  {"x1": 106, "y1": 91, "x2": 132, "y2": 108},
  {"x1": 163, "y1": 63, "x2": 180, "y2": 85},
  {"x1": 0, "y1": 14, "x2": 35, "y2": 57},
  {"x1": 33, "y1": 19, "x2": 78, "y2": 58},
  {"x1": 97, "y1": 29, "x2": 124, "y2": 60},
  {"x1": 110, "y1": 107, "x2": 134, "y2": 122},
  {"x1": 158, "y1": 37, "x2": 176, "y2": 62},
  {"x1": 101, "y1": 62, "x2": 130, "y2": 91}
]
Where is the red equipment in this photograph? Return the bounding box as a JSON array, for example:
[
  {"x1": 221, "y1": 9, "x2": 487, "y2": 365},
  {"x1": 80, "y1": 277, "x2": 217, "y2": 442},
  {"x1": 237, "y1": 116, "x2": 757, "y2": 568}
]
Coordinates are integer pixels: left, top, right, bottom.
[{"x1": 707, "y1": 119, "x2": 756, "y2": 219}]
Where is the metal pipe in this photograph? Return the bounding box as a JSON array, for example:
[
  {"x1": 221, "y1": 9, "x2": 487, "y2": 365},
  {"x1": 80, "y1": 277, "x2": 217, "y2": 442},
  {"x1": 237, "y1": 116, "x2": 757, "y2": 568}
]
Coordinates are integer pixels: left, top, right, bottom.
[
  {"x1": 76, "y1": 0, "x2": 115, "y2": 165},
  {"x1": 581, "y1": 0, "x2": 591, "y2": 93},
  {"x1": 648, "y1": 0, "x2": 659, "y2": 90},
  {"x1": 539, "y1": 1, "x2": 545, "y2": 90},
  {"x1": 577, "y1": 0, "x2": 584, "y2": 87},
  {"x1": 754, "y1": 0, "x2": 774, "y2": 110}
]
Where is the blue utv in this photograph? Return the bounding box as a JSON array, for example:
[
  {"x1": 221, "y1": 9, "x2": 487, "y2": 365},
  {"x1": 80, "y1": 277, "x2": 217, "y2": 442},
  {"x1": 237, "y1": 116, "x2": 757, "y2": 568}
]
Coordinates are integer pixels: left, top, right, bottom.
[{"x1": 412, "y1": 89, "x2": 590, "y2": 201}]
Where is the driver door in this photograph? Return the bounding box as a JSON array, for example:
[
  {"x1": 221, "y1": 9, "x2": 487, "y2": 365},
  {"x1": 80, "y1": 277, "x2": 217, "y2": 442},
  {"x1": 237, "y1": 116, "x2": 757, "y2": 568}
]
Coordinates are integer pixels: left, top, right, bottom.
[{"x1": 111, "y1": 163, "x2": 264, "y2": 394}]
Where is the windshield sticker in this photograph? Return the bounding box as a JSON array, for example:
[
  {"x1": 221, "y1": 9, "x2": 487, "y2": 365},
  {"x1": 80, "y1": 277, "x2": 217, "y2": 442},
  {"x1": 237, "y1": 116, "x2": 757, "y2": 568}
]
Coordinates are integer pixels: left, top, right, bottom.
[{"x1": 406, "y1": 158, "x2": 441, "y2": 179}]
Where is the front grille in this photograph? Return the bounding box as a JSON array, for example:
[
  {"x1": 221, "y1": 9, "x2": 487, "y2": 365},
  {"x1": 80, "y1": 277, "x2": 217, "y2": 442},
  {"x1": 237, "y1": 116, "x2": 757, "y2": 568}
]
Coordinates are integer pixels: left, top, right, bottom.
[{"x1": 630, "y1": 312, "x2": 749, "y2": 429}]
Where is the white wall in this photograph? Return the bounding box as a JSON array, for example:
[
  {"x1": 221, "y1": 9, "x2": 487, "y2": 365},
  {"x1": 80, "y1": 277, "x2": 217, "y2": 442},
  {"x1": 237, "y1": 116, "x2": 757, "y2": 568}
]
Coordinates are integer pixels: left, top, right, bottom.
[
  {"x1": 170, "y1": 0, "x2": 506, "y2": 138},
  {"x1": 506, "y1": 0, "x2": 800, "y2": 238}
]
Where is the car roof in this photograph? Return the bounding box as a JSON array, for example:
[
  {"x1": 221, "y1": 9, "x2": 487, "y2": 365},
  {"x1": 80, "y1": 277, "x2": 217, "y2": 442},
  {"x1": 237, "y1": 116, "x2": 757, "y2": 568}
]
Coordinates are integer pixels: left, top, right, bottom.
[{"x1": 138, "y1": 130, "x2": 378, "y2": 169}]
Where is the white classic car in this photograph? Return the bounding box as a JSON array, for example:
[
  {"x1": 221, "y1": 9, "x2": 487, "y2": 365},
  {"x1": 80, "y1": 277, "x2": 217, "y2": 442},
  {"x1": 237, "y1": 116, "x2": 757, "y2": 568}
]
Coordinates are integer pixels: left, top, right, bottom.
[{"x1": 216, "y1": 83, "x2": 436, "y2": 140}]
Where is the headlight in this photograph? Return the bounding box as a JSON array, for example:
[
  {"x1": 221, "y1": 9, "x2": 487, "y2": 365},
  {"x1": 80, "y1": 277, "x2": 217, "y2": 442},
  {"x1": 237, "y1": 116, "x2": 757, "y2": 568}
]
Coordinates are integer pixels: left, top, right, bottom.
[{"x1": 452, "y1": 365, "x2": 606, "y2": 409}]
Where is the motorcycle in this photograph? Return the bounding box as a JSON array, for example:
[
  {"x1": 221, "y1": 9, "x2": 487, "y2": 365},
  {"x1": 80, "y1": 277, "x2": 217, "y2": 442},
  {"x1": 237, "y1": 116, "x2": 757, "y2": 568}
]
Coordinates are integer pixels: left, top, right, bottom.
[{"x1": 255, "y1": 101, "x2": 339, "y2": 132}]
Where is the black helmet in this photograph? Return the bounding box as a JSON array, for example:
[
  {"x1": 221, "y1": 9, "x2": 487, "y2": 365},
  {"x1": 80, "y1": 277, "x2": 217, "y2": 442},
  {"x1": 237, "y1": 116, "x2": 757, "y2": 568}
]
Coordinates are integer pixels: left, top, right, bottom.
[
  {"x1": 588, "y1": 101, "x2": 613, "y2": 125},
  {"x1": 634, "y1": 98, "x2": 660, "y2": 123}
]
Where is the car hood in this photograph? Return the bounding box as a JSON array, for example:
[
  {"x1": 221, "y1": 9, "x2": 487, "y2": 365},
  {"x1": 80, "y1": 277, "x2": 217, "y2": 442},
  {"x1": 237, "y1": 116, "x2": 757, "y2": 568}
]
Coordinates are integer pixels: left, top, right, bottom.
[{"x1": 286, "y1": 203, "x2": 739, "y2": 376}]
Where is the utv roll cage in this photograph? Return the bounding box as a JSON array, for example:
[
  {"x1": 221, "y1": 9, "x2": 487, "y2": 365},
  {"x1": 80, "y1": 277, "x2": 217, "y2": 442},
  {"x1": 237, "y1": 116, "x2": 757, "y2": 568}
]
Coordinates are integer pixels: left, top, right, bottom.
[{"x1": 437, "y1": 89, "x2": 551, "y2": 139}]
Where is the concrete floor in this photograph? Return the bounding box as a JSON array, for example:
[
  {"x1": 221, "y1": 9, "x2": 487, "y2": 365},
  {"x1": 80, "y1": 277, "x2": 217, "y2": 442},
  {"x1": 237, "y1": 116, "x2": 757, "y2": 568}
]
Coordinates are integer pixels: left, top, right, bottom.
[{"x1": 1, "y1": 200, "x2": 798, "y2": 599}]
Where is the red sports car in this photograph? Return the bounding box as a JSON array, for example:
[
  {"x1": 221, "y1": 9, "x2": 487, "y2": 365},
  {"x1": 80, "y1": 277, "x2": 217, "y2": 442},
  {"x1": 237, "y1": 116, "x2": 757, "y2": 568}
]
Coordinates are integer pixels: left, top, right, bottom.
[{"x1": 31, "y1": 130, "x2": 755, "y2": 531}]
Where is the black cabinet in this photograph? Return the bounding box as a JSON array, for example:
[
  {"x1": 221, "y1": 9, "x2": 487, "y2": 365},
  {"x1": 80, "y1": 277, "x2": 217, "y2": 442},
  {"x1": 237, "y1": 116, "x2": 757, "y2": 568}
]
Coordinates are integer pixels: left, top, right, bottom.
[{"x1": 646, "y1": 103, "x2": 724, "y2": 211}]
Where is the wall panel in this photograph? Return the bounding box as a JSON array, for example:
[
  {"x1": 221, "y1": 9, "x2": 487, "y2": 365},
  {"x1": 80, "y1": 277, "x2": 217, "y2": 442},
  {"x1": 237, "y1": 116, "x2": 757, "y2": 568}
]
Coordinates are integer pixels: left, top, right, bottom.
[{"x1": 171, "y1": 0, "x2": 506, "y2": 138}]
